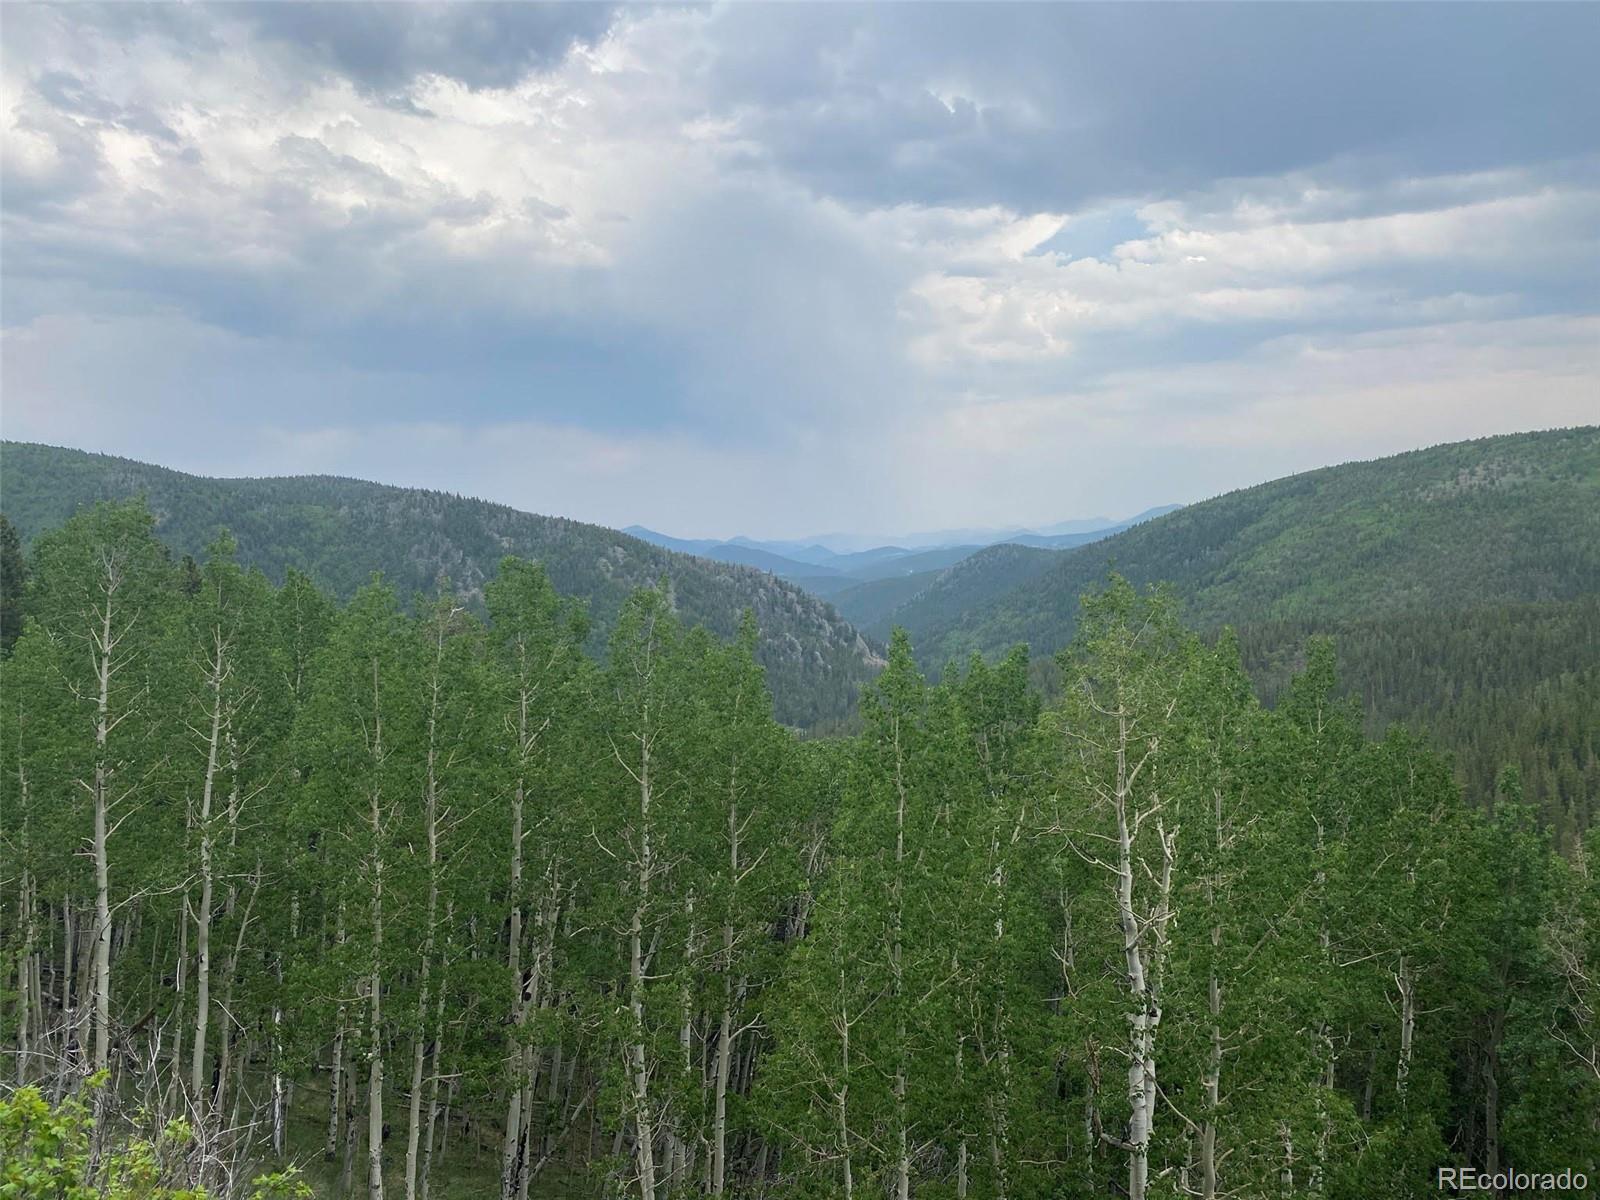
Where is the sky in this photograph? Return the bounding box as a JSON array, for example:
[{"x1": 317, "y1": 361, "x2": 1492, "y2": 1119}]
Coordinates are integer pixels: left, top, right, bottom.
[{"x1": 2, "y1": 2, "x2": 1597, "y2": 539}]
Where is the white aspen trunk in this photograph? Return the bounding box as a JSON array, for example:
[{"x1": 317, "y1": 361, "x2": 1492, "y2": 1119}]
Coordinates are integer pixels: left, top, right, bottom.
[
  {"x1": 627, "y1": 724, "x2": 659, "y2": 1200},
  {"x1": 987, "y1": 840, "x2": 1013, "y2": 1200},
  {"x1": 190, "y1": 635, "x2": 225, "y2": 1104},
  {"x1": 90, "y1": 579, "x2": 117, "y2": 1075},
  {"x1": 342, "y1": 1026, "x2": 359, "y2": 1196},
  {"x1": 213, "y1": 860, "x2": 259, "y2": 1133},
  {"x1": 711, "y1": 964, "x2": 733, "y2": 1194},
  {"x1": 517, "y1": 1077, "x2": 535, "y2": 1200},
  {"x1": 367, "y1": 917, "x2": 385, "y2": 1200},
  {"x1": 501, "y1": 667, "x2": 529, "y2": 1200},
  {"x1": 15, "y1": 763, "x2": 33, "y2": 1086},
  {"x1": 1201, "y1": 967, "x2": 1221, "y2": 1200},
  {"x1": 627, "y1": 926, "x2": 657, "y2": 1198},
  {"x1": 405, "y1": 1013, "x2": 427, "y2": 1200},
  {"x1": 273, "y1": 896, "x2": 296, "y2": 1159},
  {"x1": 1114, "y1": 712, "x2": 1151, "y2": 1200},
  {"x1": 272, "y1": 992, "x2": 285, "y2": 1156},
  {"x1": 420, "y1": 905, "x2": 450, "y2": 1200},
  {"x1": 366, "y1": 658, "x2": 387, "y2": 1200},
  {"x1": 710, "y1": 764, "x2": 740, "y2": 1196},
  {"x1": 405, "y1": 651, "x2": 444, "y2": 1200},
  {"x1": 671, "y1": 894, "x2": 696, "y2": 1192},
  {"x1": 329, "y1": 903, "x2": 348, "y2": 1162},
  {"x1": 1485, "y1": 1005, "x2": 1503, "y2": 1178},
  {"x1": 837, "y1": 974, "x2": 854, "y2": 1200},
  {"x1": 16, "y1": 864, "x2": 33, "y2": 1085},
  {"x1": 1396, "y1": 954, "x2": 1415, "y2": 1106},
  {"x1": 1108, "y1": 712, "x2": 1177, "y2": 1200},
  {"x1": 891, "y1": 714, "x2": 910, "y2": 1200}
]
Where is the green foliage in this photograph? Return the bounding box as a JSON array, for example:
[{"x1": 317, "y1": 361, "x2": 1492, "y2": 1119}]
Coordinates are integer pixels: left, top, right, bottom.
[
  {"x1": 4, "y1": 497, "x2": 1595, "y2": 1200},
  {"x1": 871, "y1": 428, "x2": 1600, "y2": 835},
  {"x1": 0, "y1": 513, "x2": 24, "y2": 654},
  {"x1": 0, "y1": 1081, "x2": 310, "y2": 1200}
]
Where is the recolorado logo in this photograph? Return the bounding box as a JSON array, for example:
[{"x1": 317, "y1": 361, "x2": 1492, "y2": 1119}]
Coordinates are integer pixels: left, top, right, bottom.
[{"x1": 1437, "y1": 1167, "x2": 1589, "y2": 1193}]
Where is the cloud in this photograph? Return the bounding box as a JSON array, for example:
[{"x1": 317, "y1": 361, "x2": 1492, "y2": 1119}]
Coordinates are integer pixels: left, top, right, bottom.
[
  {"x1": 697, "y1": 3, "x2": 1600, "y2": 212},
  {"x1": 1, "y1": 3, "x2": 1596, "y2": 536}
]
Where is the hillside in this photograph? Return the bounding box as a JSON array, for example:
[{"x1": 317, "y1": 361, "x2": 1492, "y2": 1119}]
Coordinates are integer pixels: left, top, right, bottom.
[
  {"x1": 897, "y1": 427, "x2": 1600, "y2": 663},
  {"x1": 826, "y1": 513, "x2": 1180, "y2": 630},
  {"x1": 888, "y1": 427, "x2": 1600, "y2": 838},
  {"x1": 844, "y1": 543, "x2": 1064, "y2": 635},
  {"x1": 0, "y1": 442, "x2": 882, "y2": 727}
]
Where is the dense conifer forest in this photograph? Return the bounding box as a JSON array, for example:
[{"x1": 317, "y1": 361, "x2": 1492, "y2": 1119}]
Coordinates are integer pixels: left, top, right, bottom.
[{"x1": 3, "y1": 498, "x2": 1596, "y2": 1199}]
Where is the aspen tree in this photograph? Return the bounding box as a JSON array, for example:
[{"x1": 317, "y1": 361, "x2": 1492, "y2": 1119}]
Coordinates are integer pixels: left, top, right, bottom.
[
  {"x1": 592, "y1": 586, "x2": 691, "y2": 1200},
  {"x1": 295, "y1": 580, "x2": 420, "y2": 1200},
  {"x1": 21, "y1": 502, "x2": 171, "y2": 1080},
  {"x1": 1053, "y1": 578, "x2": 1193, "y2": 1200},
  {"x1": 484, "y1": 557, "x2": 587, "y2": 1200},
  {"x1": 404, "y1": 591, "x2": 483, "y2": 1200},
  {"x1": 700, "y1": 615, "x2": 790, "y2": 1196}
]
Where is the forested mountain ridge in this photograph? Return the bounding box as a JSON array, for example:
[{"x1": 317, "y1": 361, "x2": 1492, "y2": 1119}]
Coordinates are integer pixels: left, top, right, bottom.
[
  {"x1": 0, "y1": 441, "x2": 882, "y2": 727},
  {"x1": 866, "y1": 428, "x2": 1600, "y2": 838},
  {"x1": 893, "y1": 426, "x2": 1600, "y2": 662}
]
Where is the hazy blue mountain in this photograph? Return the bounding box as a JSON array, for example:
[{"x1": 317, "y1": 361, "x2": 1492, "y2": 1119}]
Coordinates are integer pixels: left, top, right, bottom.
[
  {"x1": 621, "y1": 525, "x2": 724, "y2": 555},
  {"x1": 836, "y1": 544, "x2": 985, "y2": 581},
  {"x1": 623, "y1": 526, "x2": 846, "y2": 581}
]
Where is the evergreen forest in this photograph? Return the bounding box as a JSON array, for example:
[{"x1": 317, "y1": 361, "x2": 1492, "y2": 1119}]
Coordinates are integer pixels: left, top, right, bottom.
[{"x1": 3, "y1": 498, "x2": 1596, "y2": 1199}]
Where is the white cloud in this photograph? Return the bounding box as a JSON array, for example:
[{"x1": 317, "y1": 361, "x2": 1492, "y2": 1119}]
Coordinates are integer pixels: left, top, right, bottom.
[{"x1": 1, "y1": 4, "x2": 1596, "y2": 535}]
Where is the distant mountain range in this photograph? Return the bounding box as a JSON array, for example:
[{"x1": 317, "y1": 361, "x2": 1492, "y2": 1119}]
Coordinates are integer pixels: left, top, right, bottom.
[
  {"x1": 622, "y1": 504, "x2": 1182, "y2": 611},
  {"x1": 0, "y1": 443, "x2": 883, "y2": 728}
]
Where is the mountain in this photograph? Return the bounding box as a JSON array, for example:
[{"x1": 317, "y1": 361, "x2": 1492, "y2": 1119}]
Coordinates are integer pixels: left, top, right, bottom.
[
  {"x1": 826, "y1": 509, "x2": 1182, "y2": 634},
  {"x1": 847, "y1": 543, "x2": 1065, "y2": 640},
  {"x1": 818, "y1": 544, "x2": 989, "y2": 577},
  {"x1": 622, "y1": 504, "x2": 1183, "y2": 607},
  {"x1": 624, "y1": 525, "x2": 849, "y2": 583},
  {"x1": 1, "y1": 443, "x2": 882, "y2": 728},
  {"x1": 622, "y1": 525, "x2": 725, "y2": 556},
  {"x1": 899, "y1": 428, "x2": 1600, "y2": 664},
  {"x1": 633, "y1": 505, "x2": 1181, "y2": 569},
  {"x1": 886, "y1": 428, "x2": 1600, "y2": 839}
]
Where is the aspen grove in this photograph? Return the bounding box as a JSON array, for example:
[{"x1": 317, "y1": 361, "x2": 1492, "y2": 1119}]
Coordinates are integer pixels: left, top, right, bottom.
[{"x1": 3, "y1": 500, "x2": 1597, "y2": 1199}]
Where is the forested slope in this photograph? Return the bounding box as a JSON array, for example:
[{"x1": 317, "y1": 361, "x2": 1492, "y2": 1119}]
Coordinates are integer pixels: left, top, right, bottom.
[
  {"x1": 889, "y1": 428, "x2": 1600, "y2": 834},
  {"x1": 852, "y1": 542, "x2": 1065, "y2": 638},
  {"x1": 897, "y1": 427, "x2": 1600, "y2": 660},
  {"x1": 0, "y1": 442, "x2": 880, "y2": 727},
  {"x1": 1239, "y1": 597, "x2": 1600, "y2": 846},
  {"x1": 4, "y1": 503, "x2": 1595, "y2": 1199}
]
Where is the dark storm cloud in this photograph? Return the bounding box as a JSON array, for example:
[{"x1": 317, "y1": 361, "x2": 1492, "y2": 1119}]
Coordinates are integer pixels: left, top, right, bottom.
[{"x1": 239, "y1": 2, "x2": 622, "y2": 92}]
